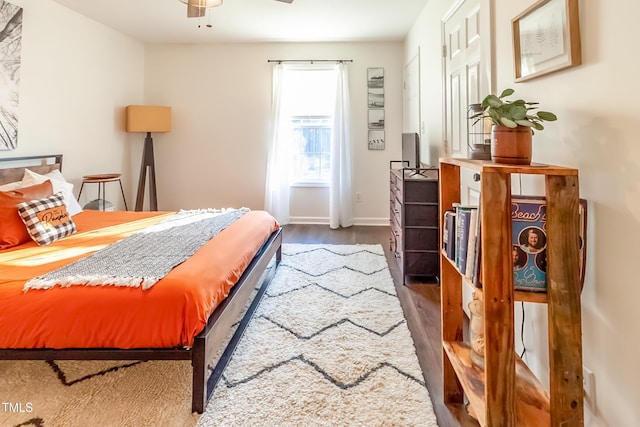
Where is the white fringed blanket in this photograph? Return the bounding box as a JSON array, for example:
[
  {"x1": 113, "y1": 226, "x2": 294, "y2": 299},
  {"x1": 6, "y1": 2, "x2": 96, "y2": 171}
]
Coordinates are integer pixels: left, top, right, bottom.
[{"x1": 23, "y1": 208, "x2": 247, "y2": 291}]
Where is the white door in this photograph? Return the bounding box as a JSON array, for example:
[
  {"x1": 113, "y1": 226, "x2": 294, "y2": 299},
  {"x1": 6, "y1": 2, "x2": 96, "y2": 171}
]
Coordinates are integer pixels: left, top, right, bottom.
[
  {"x1": 442, "y1": 0, "x2": 493, "y2": 315},
  {"x1": 404, "y1": 51, "x2": 420, "y2": 135},
  {"x1": 403, "y1": 51, "x2": 424, "y2": 165},
  {"x1": 442, "y1": 0, "x2": 492, "y2": 205}
]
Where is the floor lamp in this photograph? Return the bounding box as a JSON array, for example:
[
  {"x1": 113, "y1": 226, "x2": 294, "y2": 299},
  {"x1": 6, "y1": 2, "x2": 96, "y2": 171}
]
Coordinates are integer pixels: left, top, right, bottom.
[{"x1": 126, "y1": 105, "x2": 171, "y2": 211}]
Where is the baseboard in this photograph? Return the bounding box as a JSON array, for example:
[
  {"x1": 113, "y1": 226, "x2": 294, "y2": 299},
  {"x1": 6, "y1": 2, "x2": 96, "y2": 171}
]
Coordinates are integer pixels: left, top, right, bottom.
[
  {"x1": 289, "y1": 216, "x2": 390, "y2": 227},
  {"x1": 353, "y1": 217, "x2": 391, "y2": 226}
]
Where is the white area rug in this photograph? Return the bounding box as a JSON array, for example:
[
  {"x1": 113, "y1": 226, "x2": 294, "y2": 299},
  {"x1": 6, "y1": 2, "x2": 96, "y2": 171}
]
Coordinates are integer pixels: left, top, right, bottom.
[{"x1": 0, "y1": 244, "x2": 438, "y2": 427}]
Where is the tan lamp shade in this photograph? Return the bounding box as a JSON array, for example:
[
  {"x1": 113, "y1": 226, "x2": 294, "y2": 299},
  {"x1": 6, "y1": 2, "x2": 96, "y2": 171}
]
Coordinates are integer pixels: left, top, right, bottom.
[
  {"x1": 179, "y1": 0, "x2": 223, "y2": 7},
  {"x1": 126, "y1": 105, "x2": 172, "y2": 133}
]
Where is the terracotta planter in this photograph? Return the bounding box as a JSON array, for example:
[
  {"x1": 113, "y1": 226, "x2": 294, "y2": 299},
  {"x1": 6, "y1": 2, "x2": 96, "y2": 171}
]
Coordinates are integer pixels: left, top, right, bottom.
[{"x1": 491, "y1": 125, "x2": 533, "y2": 165}]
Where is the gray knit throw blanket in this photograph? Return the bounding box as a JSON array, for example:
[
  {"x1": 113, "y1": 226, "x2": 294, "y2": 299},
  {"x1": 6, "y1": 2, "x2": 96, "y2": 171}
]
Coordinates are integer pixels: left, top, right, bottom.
[{"x1": 23, "y1": 208, "x2": 247, "y2": 291}]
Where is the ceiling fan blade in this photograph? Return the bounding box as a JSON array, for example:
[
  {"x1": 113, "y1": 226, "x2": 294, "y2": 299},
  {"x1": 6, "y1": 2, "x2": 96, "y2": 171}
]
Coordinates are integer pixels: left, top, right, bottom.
[{"x1": 274, "y1": 0, "x2": 294, "y2": 3}]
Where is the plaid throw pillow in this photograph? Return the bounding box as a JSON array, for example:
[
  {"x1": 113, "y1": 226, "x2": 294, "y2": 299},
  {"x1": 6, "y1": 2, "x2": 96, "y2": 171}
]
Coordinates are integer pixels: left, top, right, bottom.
[{"x1": 18, "y1": 192, "x2": 77, "y2": 245}]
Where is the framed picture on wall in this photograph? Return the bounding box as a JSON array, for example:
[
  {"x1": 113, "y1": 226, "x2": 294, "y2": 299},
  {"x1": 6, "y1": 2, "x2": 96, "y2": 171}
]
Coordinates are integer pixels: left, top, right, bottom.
[
  {"x1": 0, "y1": 2, "x2": 23, "y2": 150},
  {"x1": 368, "y1": 130, "x2": 385, "y2": 150},
  {"x1": 368, "y1": 109, "x2": 385, "y2": 129},
  {"x1": 512, "y1": 0, "x2": 582, "y2": 82},
  {"x1": 367, "y1": 68, "x2": 384, "y2": 88},
  {"x1": 368, "y1": 88, "x2": 384, "y2": 108}
]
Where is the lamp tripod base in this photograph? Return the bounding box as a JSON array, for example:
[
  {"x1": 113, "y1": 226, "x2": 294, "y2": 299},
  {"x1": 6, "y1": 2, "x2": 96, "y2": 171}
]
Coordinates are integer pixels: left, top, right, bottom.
[{"x1": 135, "y1": 133, "x2": 158, "y2": 211}]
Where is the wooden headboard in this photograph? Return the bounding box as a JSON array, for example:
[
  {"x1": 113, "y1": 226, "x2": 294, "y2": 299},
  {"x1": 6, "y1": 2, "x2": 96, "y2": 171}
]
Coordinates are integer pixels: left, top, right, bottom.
[{"x1": 0, "y1": 154, "x2": 63, "y2": 185}]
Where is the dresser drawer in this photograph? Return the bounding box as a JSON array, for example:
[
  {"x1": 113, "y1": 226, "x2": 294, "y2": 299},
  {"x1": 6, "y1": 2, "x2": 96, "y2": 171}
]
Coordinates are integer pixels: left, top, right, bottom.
[
  {"x1": 404, "y1": 180, "x2": 438, "y2": 203},
  {"x1": 395, "y1": 188, "x2": 403, "y2": 203},
  {"x1": 404, "y1": 227, "x2": 438, "y2": 250},
  {"x1": 390, "y1": 171, "x2": 401, "y2": 191},
  {"x1": 404, "y1": 204, "x2": 438, "y2": 227},
  {"x1": 392, "y1": 197, "x2": 402, "y2": 219},
  {"x1": 390, "y1": 215, "x2": 401, "y2": 234},
  {"x1": 394, "y1": 250, "x2": 403, "y2": 271},
  {"x1": 390, "y1": 211, "x2": 400, "y2": 235},
  {"x1": 389, "y1": 232, "x2": 396, "y2": 253},
  {"x1": 391, "y1": 223, "x2": 402, "y2": 250},
  {"x1": 404, "y1": 251, "x2": 440, "y2": 276}
]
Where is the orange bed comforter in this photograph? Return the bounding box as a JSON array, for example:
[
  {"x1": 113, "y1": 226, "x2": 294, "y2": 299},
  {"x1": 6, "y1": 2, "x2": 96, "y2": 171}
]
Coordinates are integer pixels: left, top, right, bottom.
[{"x1": 0, "y1": 209, "x2": 279, "y2": 349}]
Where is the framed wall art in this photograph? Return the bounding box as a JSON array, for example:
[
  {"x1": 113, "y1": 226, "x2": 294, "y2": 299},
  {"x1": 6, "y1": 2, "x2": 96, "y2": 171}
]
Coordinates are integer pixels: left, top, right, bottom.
[
  {"x1": 368, "y1": 88, "x2": 384, "y2": 108},
  {"x1": 368, "y1": 130, "x2": 384, "y2": 150},
  {"x1": 368, "y1": 109, "x2": 384, "y2": 129},
  {"x1": 0, "y1": 1, "x2": 23, "y2": 150},
  {"x1": 512, "y1": 0, "x2": 581, "y2": 82},
  {"x1": 367, "y1": 68, "x2": 384, "y2": 88},
  {"x1": 367, "y1": 67, "x2": 384, "y2": 150}
]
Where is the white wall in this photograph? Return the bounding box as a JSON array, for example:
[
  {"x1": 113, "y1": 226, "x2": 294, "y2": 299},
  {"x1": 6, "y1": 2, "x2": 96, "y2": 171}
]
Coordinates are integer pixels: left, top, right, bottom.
[
  {"x1": 9, "y1": 3, "x2": 404, "y2": 224},
  {"x1": 406, "y1": 0, "x2": 640, "y2": 425},
  {"x1": 5, "y1": 0, "x2": 144, "y2": 210},
  {"x1": 144, "y1": 42, "x2": 404, "y2": 225}
]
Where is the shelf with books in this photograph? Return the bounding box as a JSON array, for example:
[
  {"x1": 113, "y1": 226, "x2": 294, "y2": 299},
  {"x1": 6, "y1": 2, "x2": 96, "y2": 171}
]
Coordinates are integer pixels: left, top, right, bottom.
[{"x1": 439, "y1": 158, "x2": 583, "y2": 426}]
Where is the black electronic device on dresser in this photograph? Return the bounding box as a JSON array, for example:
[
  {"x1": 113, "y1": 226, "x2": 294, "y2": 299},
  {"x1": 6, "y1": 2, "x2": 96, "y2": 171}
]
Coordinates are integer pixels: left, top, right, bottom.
[{"x1": 389, "y1": 161, "x2": 439, "y2": 284}]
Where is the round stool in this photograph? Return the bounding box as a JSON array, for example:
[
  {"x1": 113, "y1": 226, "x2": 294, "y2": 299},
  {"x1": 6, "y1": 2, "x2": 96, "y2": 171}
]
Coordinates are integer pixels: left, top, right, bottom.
[{"x1": 78, "y1": 173, "x2": 128, "y2": 211}]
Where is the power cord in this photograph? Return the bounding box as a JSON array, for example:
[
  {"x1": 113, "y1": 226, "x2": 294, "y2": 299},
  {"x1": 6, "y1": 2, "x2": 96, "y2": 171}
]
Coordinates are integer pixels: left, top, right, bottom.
[{"x1": 519, "y1": 302, "x2": 527, "y2": 359}]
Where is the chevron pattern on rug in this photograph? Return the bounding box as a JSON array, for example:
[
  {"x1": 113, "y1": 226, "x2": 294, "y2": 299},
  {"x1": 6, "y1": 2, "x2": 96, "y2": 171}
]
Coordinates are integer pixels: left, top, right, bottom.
[{"x1": 198, "y1": 244, "x2": 438, "y2": 426}]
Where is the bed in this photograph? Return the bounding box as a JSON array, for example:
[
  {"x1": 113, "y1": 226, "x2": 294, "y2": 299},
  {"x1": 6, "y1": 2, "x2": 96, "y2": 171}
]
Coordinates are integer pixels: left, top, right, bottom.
[{"x1": 0, "y1": 154, "x2": 282, "y2": 413}]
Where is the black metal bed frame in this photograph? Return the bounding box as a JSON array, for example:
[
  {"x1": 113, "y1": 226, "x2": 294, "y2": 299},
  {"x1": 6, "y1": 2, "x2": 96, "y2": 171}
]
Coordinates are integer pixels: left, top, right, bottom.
[{"x1": 0, "y1": 154, "x2": 282, "y2": 413}]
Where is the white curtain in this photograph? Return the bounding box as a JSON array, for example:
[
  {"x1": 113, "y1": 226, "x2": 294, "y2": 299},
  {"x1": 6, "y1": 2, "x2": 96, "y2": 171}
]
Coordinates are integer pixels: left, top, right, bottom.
[
  {"x1": 265, "y1": 62, "x2": 353, "y2": 228},
  {"x1": 264, "y1": 63, "x2": 290, "y2": 225},
  {"x1": 329, "y1": 62, "x2": 354, "y2": 229}
]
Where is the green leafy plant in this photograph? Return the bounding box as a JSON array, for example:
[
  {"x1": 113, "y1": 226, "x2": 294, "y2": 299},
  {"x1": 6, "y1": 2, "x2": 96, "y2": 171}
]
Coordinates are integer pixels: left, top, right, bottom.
[{"x1": 470, "y1": 88, "x2": 558, "y2": 134}]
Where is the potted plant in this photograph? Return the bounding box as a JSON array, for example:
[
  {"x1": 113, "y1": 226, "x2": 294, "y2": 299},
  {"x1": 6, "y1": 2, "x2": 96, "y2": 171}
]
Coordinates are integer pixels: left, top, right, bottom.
[{"x1": 470, "y1": 88, "x2": 558, "y2": 165}]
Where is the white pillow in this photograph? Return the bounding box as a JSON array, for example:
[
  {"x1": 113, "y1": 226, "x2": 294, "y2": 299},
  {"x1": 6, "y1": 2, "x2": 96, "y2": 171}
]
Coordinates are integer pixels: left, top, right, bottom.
[
  {"x1": 45, "y1": 169, "x2": 70, "y2": 184},
  {"x1": 21, "y1": 169, "x2": 83, "y2": 216},
  {"x1": 0, "y1": 180, "x2": 23, "y2": 191}
]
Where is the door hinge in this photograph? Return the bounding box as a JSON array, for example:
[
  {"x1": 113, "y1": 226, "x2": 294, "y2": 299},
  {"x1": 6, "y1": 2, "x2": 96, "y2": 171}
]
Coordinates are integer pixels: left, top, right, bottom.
[{"x1": 442, "y1": 45, "x2": 447, "y2": 58}]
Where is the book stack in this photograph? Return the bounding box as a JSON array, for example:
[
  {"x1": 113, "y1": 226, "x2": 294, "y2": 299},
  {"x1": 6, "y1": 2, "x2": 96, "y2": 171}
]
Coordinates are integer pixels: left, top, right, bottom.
[
  {"x1": 443, "y1": 196, "x2": 587, "y2": 293},
  {"x1": 442, "y1": 203, "x2": 481, "y2": 286},
  {"x1": 442, "y1": 210, "x2": 456, "y2": 260}
]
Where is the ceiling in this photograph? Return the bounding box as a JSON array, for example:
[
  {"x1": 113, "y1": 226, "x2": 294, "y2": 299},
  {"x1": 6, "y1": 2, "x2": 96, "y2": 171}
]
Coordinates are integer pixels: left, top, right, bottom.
[{"x1": 51, "y1": 0, "x2": 429, "y2": 44}]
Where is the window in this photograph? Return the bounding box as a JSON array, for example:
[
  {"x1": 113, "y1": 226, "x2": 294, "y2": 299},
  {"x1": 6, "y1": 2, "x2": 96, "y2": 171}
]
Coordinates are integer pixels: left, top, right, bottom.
[
  {"x1": 290, "y1": 116, "x2": 331, "y2": 183},
  {"x1": 279, "y1": 68, "x2": 337, "y2": 186}
]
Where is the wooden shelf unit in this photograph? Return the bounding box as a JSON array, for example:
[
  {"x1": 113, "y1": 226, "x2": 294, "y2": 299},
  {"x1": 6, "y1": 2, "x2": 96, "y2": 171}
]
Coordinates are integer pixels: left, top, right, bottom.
[{"x1": 439, "y1": 158, "x2": 584, "y2": 426}]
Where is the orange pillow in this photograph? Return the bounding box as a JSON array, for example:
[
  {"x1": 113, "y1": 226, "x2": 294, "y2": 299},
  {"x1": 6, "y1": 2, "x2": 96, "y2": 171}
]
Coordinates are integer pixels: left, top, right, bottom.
[{"x1": 0, "y1": 180, "x2": 53, "y2": 249}]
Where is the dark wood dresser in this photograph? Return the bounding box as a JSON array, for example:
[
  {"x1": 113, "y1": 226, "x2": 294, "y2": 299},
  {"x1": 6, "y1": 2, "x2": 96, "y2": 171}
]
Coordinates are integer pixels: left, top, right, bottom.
[{"x1": 389, "y1": 166, "x2": 439, "y2": 284}]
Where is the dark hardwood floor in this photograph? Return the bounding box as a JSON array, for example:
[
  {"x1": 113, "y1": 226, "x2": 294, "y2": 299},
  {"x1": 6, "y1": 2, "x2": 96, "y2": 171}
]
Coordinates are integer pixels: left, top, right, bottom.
[{"x1": 281, "y1": 224, "x2": 478, "y2": 427}]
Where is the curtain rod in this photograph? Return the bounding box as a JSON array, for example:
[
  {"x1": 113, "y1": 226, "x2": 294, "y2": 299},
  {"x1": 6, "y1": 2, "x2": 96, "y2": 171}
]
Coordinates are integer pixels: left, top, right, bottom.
[{"x1": 267, "y1": 59, "x2": 353, "y2": 64}]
